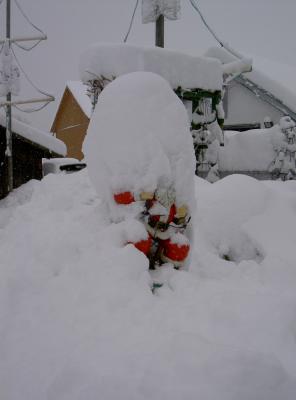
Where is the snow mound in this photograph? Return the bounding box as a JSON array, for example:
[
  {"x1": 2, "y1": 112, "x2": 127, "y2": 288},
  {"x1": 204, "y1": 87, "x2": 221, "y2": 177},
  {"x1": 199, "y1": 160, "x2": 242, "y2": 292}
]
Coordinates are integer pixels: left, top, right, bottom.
[
  {"x1": 83, "y1": 71, "x2": 196, "y2": 220},
  {"x1": 219, "y1": 129, "x2": 275, "y2": 171},
  {"x1": 197, "y1": 174, "x2": 269, "y2": 262}
]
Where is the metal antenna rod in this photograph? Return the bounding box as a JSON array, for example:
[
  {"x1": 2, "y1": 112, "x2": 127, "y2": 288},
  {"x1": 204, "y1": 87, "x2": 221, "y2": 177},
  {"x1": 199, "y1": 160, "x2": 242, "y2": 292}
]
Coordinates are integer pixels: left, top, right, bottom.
[{"x1": 5, "y1": 0, "x2": 13, "y2": 193}]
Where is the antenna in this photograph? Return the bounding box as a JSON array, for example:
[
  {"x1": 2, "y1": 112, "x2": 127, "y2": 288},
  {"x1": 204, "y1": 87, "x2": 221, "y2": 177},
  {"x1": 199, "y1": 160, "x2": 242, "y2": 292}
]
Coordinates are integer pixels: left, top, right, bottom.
[{"x1": 0, "y1": 0, "x2": 54, "y2": 194}]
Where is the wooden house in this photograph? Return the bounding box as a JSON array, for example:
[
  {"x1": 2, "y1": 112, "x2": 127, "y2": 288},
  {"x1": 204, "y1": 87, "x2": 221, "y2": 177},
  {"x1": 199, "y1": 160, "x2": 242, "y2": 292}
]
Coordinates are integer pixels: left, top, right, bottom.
[
  {"x1": 51, "y1": 81, "x2": 91, "y2": 160},
  {"x1": 0, "y1": 114, "x2": 66, "y2": 199}
]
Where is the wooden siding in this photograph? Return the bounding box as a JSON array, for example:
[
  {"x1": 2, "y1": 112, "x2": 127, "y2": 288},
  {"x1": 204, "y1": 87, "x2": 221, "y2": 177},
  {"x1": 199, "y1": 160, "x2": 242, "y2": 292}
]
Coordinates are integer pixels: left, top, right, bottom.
[
  {"x1": 0, "y1": 125, "x2": 55, "y2": 199},
  {"x1": 51, "y1": 88, "x2": 90, "y2": 160}
]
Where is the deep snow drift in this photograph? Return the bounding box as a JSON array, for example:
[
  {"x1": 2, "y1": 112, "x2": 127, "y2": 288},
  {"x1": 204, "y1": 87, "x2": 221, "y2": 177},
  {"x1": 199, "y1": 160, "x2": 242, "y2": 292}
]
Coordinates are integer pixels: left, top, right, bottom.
[{"x1": 1, "y1": 171, "x2": 296, "y2": 400}]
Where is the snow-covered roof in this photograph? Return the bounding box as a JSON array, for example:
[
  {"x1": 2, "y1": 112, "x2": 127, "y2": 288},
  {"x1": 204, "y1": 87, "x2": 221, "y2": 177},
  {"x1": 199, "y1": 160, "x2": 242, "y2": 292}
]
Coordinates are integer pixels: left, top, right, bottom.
[
  {"x1": 0, "y1": 112, "x2": 66, "y2": 156},
  {"x1": 66, "y1": 81, "x2": 92, "y2": 118},
  {"x1": 206, "y1": 46, "x2": 296, "y2": 114},
  {"x1": 80, "y1": 43, "x2": 223, "y2": 92}
]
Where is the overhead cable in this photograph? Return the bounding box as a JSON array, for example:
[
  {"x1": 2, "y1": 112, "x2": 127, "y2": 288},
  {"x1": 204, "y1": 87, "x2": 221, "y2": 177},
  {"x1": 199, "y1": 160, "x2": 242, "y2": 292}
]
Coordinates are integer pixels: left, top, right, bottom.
[
  {"x1": 188, "y1": 0, "x2": 244, "y2": 60},
  {"x1": 13, "y1": 101, "x2": 51, "y2": 113},
  {"x1": 11, "y1": 47, "x2": 53, "y2": 112},
  {"x1": 123, "y1": 0, "x2": 139, "y2": 42},
  {"x1": 13, "y1": 0, "x2": 46, "y2": 51}
]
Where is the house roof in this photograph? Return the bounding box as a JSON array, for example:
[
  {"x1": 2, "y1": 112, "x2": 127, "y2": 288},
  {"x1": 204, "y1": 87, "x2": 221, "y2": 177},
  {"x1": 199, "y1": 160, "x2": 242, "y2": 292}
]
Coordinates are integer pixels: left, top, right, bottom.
[
  {"x1": 206, "y1": 46, "x2": 296, "y2": 116},
  {"x1": 79, "y1": 43, "x2": 223, "y2": 92},
  {"x1": 66, "y1": 81, "x2": 92, "y2": 119},
  {"x1": 0, "y1": 112, "x2": 66, "y2": 156}
]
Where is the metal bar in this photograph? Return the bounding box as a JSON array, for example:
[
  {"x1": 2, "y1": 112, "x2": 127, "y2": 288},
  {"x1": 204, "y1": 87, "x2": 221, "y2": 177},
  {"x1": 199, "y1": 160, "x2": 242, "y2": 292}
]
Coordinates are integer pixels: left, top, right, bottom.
[
  {"x1": 0, "y1": 35, "x2": 47, "y2": 44},
  {"x1": 0, "y1": 96, "x2": 55, "y2": 106},
  {"x1": 5, "y1": 0, "x2": 13, "y2": 194}
]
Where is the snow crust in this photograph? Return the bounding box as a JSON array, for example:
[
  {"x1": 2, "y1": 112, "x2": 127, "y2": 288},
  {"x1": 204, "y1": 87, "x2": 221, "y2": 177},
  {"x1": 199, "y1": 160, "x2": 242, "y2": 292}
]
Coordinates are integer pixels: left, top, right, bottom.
[
  {"x1": 0, "y1": 111, "x2": 66, "y2": 156},
  {"x1": 1, "y1": 172, "x2": 296, "y2": 399},
  {"x1": 83, "y1": 72, "x2": 196, "y2": 221},
  {"x1": 80, "y1": 43, "x2": 223, "y2": 91}
]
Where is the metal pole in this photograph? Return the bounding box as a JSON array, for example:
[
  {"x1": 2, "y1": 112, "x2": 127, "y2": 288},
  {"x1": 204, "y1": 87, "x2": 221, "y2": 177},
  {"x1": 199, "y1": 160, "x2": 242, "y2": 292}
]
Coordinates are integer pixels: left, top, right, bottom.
[
  {"x1": 5, "y1": 0, "x2": 13, "y2": 193},
  {"x1": 155, "y1": 14, "x2": 164, "y2": 47}
]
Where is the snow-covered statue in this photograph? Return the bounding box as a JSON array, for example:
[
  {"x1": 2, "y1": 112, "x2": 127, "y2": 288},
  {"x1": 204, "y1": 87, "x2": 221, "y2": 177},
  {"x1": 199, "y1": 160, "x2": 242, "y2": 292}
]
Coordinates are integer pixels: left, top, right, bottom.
[
  {"x1": 83, "y1": 72, "x2": 196, "y2": 271},
  {"x1": 263, "y1": 116, "x2": 274, "y2": 129},
  {"x1": 269, "y1": 116, "x2": 296, "y2": 180},
  {"x1": 113, "y1": 182, "x2": 191, "y2": 269}
]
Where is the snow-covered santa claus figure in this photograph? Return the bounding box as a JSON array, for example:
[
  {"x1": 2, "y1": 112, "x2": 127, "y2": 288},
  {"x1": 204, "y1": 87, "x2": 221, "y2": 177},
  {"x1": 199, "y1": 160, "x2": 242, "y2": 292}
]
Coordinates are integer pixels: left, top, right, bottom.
[{"x1": 113, "y1": 180, "x2": 190, "y2": 269}]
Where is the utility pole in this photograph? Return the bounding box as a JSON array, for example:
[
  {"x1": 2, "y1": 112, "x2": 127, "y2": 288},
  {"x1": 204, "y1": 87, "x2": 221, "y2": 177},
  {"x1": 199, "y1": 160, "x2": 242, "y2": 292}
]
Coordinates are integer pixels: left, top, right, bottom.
[
  {"x1": 0, "y1": 0, "x2": 54, "y2": 195},
  {"x1": 155, "y1": 14, "x2": 164, "y2": 48},
  {"x1": 5, "y1": 0, "x2": 13, "y2": 193},
  {"x1": 142, "y1": 0, "x2": 180, "y2": 48}
]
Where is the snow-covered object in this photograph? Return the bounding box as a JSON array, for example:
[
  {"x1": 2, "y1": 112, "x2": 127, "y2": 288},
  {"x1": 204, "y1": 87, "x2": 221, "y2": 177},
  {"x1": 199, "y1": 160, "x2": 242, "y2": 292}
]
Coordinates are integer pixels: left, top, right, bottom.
[
  {"x1": 269, "y1": 119, "x2": 296, "y2": 178},
  {"x1": 83, "y1": 71, "x2": 196, "y2": 222},
  {"x1": 222, "y1": 57, "x2": 252, "y2": 77},
  {"x1": 219, "y1": 129, "x2": 275, "y2": 172},
  {"x1": 67, "y1": 81, "x2": 92, "y2": 118},
  {"x1": 142, "y1": 0, "x2": 181, "y2": 23},
  {"x1": 0, "y1": 42, "x2": 20, "y2": 96},
  {"x1": 0, "y1": 111, "x2": 66, "y2": 155},
  {"x1": 279, "y1": 115, "x2": 295, "y2": 132},
  {"x1": 80, "y1": 43, "x2": 223, "y2": 92},
  {"x1": 42, "y1": 157, "x2": 83, "y2": 176}
]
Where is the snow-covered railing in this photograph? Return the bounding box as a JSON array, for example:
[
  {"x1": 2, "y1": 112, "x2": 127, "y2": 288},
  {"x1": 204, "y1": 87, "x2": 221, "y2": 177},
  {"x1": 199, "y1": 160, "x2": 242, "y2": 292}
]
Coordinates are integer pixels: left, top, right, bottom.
[{"x1": 80, "y1": 43, "x2": 223, "y2": 92}]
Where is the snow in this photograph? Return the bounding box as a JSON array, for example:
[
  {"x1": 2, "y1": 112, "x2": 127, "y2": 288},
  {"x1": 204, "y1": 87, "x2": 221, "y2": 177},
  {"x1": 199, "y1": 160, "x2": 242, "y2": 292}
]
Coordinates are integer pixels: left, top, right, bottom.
[
  {"x1": 83, "y1": 72, "x2": 196, "y2": 221},
  {"x1": 218, "y1": 123, "x2": 296, "y2": 172},
  {"x1": 0, "y1": 111, "x2": 66, "y2": 156},
  {"x1": 206, "y1": 46, "x2": 296, "y2": 114},
  {"x1": 79, "y1": 43, "x2": 223, "y2": 92},
  {"x1": 1, "y1": 171, "x2": 296, "y2": 399},
  {"x1": 66, "y1": 81, "x2": 92, "y2": 119},
  {"x1": 219, "y1": 128, "x2": 275, "y2": 171},
  {"x1": 2, "y1": 67, "x2": 296, "y2": 399}
]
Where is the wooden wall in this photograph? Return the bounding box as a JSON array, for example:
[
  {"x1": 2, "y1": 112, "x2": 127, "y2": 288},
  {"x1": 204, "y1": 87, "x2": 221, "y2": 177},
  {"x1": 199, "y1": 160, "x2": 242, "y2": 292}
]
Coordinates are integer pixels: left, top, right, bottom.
[
  {"x1": 0, "y1": 126, "x2": 52, "y2": 199},
  {"x1": 51, "y1": 88, "x2": 90, "y2": 160}
]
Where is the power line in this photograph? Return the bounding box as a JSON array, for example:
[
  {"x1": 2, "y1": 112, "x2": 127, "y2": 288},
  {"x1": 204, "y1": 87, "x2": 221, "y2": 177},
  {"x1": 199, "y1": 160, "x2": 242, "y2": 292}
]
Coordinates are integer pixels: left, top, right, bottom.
[
  {"x1": 13, "y1": 101, "x2": 51, "y2": 113},
  {"x1": 13, "y1": 0, "x2": 46, "y2": 37},
  {"x1": 188, "y1": 0, "x2": 244, "y2": 60},
  {"x1": 14, "y1": 39, "x2": 42, "y2": 52},
  {"x1": 10, "y1": 46, "x2": 53, "y2": 112},
  {"x1": 11, "y1": 47, "x2": 52, "y2": 98},
  {"x1": 123, "y1": 0, "x2": 139, "y2": 43},
  {"x1": 13, "y1": 0, "x2": 46, "y2": 51},
  {"x1": 188, "y1": 0, "x2": 223, "y2": 46}
]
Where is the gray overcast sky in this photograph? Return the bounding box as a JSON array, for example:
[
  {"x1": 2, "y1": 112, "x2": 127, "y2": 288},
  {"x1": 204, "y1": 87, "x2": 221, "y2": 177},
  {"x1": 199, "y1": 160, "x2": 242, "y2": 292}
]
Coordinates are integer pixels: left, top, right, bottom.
[{"x1": 2, "y1": 0, "x2": 296, "y2": 130}]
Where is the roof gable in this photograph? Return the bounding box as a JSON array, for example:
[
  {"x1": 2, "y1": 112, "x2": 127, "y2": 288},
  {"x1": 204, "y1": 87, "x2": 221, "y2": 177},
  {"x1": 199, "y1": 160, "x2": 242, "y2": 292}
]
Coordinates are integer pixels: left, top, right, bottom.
[{"x1": 206, "y1": 46, "x2": 296, "y2": 116}]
